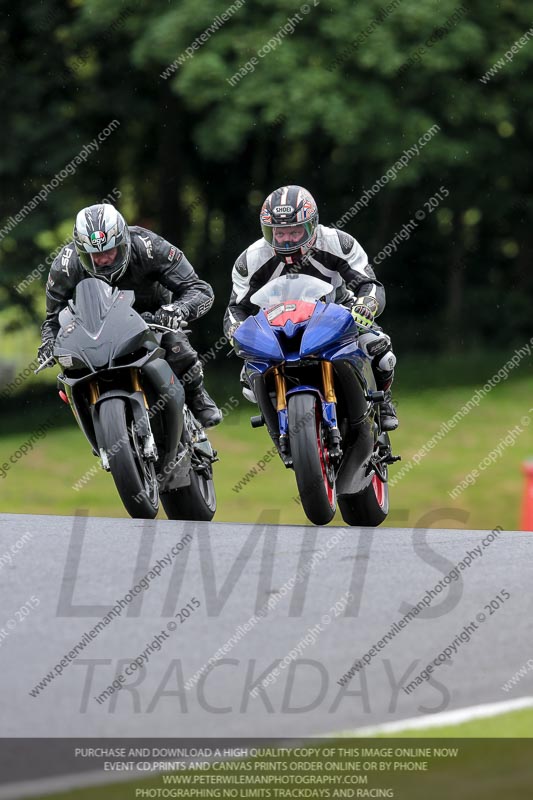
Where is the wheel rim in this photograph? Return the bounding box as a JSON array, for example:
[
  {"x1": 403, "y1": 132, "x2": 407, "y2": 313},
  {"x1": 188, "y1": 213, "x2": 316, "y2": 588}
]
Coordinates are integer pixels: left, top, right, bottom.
[
  {"x1": 316, "y1": 408, "x2": 335, "y2": 508},
  {"x1": 372, "y1": 473, "x2": 386, "y2": 509}
]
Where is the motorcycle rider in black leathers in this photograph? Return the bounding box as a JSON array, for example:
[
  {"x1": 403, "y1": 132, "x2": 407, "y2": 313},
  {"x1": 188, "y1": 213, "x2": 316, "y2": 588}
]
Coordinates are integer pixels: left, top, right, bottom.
[
  {"x1": 223, "y1": 185, "x2": 398, "y2": 431},
  {"x1": 37, "y1": 203, "x2": 222, "y2": 427}
]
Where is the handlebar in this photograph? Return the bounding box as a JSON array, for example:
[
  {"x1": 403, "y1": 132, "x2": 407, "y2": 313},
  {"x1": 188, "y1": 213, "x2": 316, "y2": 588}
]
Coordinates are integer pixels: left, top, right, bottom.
[
  {"x1": 33, "y1": 316, "x2": 192, "y2": 376},
  {"x1": 141, "y1": 313, "x2": 191, "y2": 334}
]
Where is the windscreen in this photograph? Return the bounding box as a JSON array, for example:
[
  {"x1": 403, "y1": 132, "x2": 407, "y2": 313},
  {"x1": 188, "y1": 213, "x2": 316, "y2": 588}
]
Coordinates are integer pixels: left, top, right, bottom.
[
  {"x1": 71, "y1": 278, "x2": 118, "y2": 335},
  {"x1": 250, "y1": 274, "x2": 335, "y2": 308}
]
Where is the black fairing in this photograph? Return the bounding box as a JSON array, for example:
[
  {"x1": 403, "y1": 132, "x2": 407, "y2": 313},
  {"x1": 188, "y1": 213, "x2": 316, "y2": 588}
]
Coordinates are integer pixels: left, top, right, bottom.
[
  {"x1": 330, "y1": 359, "x2": 376, "y2": 497},
  {"x1": 55, "y1": 279, "x2": 158, "y2": 370},
  {"x1": 55, "y1": 278, "x2": 184, "y2": 470}
]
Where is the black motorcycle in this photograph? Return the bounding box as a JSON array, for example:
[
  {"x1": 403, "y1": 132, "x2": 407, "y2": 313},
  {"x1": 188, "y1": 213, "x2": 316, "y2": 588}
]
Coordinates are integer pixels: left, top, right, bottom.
[{"x1": 36, "y1": 278, "x2": 217, "y2": 520}]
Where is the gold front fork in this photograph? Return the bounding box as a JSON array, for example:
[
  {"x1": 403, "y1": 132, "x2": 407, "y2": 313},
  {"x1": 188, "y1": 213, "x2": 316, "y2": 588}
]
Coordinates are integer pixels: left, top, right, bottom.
[
  {"x1": 131, "y1": 368, "x2": 149, "y2": 409},
  {"x1": 272, "y1": 367, "x2": 287, "y2": 411},
  {"x1": 88, "y1": 381, "x2": 100, "y2": 405},
  {"x1": 321, "y1": 361, "x2": 337, "y2": 403}
]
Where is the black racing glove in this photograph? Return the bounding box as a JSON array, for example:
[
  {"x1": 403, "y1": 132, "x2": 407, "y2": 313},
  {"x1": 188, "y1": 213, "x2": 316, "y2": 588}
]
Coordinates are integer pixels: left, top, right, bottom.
[
  {"x1": 37, "y1": 338, "x2": 55, "y2": 366},
  {"x1": 154, "y1": 303, "x2": 188, "y2": 330}
]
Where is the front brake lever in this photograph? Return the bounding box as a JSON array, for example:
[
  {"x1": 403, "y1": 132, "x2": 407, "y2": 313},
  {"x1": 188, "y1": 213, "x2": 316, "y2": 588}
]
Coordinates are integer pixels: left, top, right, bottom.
[
  {"x1": 34, "y1": 357, "x2": 55, "y2": 375},
  {"x1": 148, "y1": 323, "x2": 192, "y2": 334}
]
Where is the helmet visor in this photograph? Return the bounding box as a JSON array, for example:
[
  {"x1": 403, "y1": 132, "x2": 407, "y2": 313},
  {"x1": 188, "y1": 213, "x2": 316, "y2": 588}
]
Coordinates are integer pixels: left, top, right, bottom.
[
  {"x1": 78, "y1": 243, "x2": 129, "y2": 282},
  {"x1": 262, "y1": 220, "x2": 317, "y2": 253}
]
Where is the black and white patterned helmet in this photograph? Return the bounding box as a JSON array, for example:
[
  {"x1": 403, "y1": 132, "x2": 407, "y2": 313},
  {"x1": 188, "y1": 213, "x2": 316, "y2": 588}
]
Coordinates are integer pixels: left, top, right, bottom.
[
  {"x1": 260, "y1": 185, "x2": 319, "y2": 263},
  {"x1": 73, "y1": 204, "x2": 131, "y2": 283}
]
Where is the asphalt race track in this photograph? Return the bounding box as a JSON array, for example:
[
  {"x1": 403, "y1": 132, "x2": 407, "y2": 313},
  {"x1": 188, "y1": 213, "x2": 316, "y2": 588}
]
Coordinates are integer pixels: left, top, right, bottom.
[{"x1": 0, "y1": 512, "x2": 532, "y2": 790}]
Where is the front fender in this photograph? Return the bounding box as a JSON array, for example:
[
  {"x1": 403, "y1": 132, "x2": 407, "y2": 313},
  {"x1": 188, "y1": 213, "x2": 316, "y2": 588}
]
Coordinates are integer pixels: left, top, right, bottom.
[
  {"x1": 286, "y1": 385, "x2": 324, "y2": 402},
  {"x1": 92, "y1": 390, "x2": 149, "y2": 452}
]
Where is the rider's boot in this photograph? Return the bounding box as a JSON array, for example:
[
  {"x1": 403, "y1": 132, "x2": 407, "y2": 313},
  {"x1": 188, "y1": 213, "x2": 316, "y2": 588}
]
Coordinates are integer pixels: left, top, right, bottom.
[
  {"x1": 183, "y1": 361, "x2": 223, "y2": 428},
  {"x1": 375, "y1": 361, "x2": 398, "y2": 432},
  {"x1": 359, "y1": 330, "x2": 399, "y2": 432}
]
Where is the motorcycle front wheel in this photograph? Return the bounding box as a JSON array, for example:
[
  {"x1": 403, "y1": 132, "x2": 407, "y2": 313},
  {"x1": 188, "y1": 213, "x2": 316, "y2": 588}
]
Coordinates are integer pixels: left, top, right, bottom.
[
  {"x1": 288, "y1": 392, "x2": 336, "y2": 526},
  {"x1": 99, "y1": 398, "x2": 159, "y2": 519}
]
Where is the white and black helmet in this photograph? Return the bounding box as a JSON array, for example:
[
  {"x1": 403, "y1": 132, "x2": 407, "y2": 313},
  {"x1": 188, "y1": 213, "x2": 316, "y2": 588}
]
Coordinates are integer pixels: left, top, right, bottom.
[
  {"x1": 73, "y1": 204, "x2": 131, "y2": 283},
  {"x1": 260, "y1": 185, "x2": 319, "y2": 263}
]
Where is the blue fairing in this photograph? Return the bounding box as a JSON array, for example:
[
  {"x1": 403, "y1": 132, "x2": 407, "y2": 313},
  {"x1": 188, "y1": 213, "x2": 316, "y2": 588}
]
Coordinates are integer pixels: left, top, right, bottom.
[
  {"x1": 236, "y1": 302, "x2": 366, "y2": 365},
  {"x1": 234, "y1": 314, "x2": 284, "y2": 361},
  {"x1": 246, "y1": 359, "x2": 272, "y2": 377},
  {"x1": 300, "y1": 303, "x2": 357, "y2": 357}
]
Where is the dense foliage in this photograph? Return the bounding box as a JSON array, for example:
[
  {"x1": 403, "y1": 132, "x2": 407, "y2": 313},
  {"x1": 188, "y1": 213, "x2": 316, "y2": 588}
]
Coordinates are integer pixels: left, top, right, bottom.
[{"x1": 1, "y1": 0, "x2": 532, "y2": 354}]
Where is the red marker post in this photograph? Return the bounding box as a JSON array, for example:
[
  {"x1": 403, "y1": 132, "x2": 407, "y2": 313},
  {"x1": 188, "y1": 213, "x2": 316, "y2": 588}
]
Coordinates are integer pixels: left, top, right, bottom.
[{"x1": 520, "y1": 460, "x2": 533, "y2": 530}]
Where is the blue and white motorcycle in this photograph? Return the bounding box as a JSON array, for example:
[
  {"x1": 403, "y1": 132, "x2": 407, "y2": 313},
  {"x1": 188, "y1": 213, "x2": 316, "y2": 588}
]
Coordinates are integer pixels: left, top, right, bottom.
[{"x1": 233, "y1": 274, "x2": 400, "y2": 526}]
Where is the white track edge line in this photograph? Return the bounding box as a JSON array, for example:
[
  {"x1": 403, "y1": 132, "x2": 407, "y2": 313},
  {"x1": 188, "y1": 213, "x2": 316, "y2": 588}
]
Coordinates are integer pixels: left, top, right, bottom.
[{"x1": 323, "y1": 696, "x2": 533, "y2": 737}]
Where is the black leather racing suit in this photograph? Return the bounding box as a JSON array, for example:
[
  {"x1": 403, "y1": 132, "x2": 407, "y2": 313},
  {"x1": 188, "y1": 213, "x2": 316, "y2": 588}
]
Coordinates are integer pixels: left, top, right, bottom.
[{"x1": 41, "y1": 226, "x2": 214, "y2": 393}]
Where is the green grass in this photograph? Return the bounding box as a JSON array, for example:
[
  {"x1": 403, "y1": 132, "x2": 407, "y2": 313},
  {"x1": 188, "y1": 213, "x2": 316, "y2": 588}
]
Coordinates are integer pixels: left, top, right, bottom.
[{"x1": 2, "y1": 369, "x2": 533, "y2": 529}]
